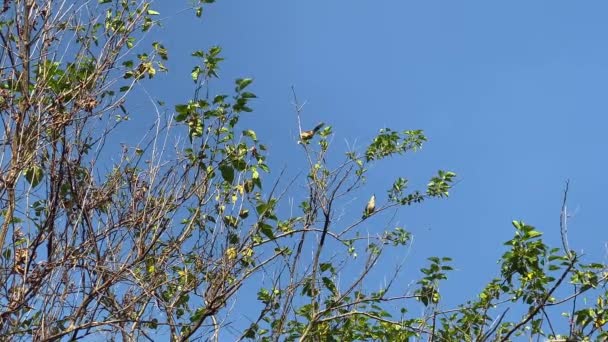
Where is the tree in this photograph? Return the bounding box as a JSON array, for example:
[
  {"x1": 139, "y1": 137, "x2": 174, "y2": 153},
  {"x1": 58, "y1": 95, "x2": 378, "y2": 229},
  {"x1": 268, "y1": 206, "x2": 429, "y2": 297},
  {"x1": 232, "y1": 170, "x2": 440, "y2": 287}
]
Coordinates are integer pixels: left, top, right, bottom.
[{"x1": 0, "y1": 1, "x2": 606, "y2": 341}]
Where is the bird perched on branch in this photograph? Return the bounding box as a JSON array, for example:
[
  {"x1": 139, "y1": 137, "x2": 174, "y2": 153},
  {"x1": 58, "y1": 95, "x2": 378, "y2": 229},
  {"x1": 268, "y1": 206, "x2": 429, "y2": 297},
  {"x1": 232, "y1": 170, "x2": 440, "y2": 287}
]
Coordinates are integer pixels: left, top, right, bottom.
[
  {"x1": 299, "y1": 122, "x2": 325, "y2": 142},
  {"x1": 362, "y1": 194, "x2": 376, "y2": 219}
]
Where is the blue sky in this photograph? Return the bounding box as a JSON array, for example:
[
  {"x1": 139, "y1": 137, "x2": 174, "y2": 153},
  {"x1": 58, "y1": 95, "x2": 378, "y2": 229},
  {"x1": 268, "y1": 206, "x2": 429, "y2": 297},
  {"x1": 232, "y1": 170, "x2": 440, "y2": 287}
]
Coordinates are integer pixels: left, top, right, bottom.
[{"x1": 134, "y1": 0, "x2": 608, "y2": 332}]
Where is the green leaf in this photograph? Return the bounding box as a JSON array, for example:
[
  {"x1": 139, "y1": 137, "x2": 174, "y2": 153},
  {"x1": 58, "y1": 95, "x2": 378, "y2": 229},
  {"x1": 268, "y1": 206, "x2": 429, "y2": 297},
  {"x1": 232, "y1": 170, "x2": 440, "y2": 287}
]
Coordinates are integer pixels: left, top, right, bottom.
[
  {"x1": 236, "y1": 78, "x2": 253, "y2": 92},
  {"x1": 223, "y1": 215, "x2": 238, "y2": 228},
  {"x1": 243, "y1": 129, "x2": 257, "y2": 141},
  {"x1": 219, "y1": 164, "x2": 234, "y2": 183},
  {"x1": 322, "y1": 277, "x2": 338, "y2": 295},
  {"x1": 190, "y1": 307, "x2": 206, "y2": 322},
  {"x1": 256, "y1": 203, "x2": 268, "y2": 215},
  {"x1": 213, "y1": 95, "x2": 227, "y2": 104},
  {"x1": 191, "y1": 66, "x2": 202, "y2": 82},
  {"x1": 241, "y1": 91, "x2": 257, "y2": 99},
  {"x1": 126, "y1": 37, "x2": 135, "y2": 49},
  {"x1": 244, "y1": 324, "x2": 257, "y2": 338},
  {"x1": 192, "y1": 50, "x2": 205, "y2": 58},
  {"x1": 152, "y1": 42, "x2": 168, "y2": 60},
  {"x1": 320, "y1": 263, "x2": 333, "y2": 273},
  {"x1": 24, "y1": 166, "x2": 44, "y2": 188},
  {"x1": 209, "y1": 46, "x2": 222, "y2": 56},
  {"x1": 259, "y1": 222, "x2": 274, "y2": 239}
]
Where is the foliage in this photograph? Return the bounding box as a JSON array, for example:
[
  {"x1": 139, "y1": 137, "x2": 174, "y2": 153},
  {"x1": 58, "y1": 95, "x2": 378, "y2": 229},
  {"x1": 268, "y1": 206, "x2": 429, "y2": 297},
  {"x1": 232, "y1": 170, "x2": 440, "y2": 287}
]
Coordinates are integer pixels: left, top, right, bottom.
[{"x1": 0, "y1": 1, "x2": 605, "y2": 341}]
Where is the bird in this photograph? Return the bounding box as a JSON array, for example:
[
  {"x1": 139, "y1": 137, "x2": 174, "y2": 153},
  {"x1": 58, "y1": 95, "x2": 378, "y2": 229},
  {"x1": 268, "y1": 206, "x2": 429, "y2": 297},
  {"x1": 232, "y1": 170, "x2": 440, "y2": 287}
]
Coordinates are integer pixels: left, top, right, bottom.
[
  {"x1": 299, "y1": 122, "x2": 325, "y2": 142},
  {"x1": 362, "y1": 194, "x2": 376, "y2": 219}
]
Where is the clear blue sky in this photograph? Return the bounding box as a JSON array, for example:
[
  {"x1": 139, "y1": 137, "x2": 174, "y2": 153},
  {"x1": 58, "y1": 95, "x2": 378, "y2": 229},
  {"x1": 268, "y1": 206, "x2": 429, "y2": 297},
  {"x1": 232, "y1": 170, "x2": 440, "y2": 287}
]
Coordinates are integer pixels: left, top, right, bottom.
[{"x1": 131, "y1": 0, "x2": 608, "y2": 333}]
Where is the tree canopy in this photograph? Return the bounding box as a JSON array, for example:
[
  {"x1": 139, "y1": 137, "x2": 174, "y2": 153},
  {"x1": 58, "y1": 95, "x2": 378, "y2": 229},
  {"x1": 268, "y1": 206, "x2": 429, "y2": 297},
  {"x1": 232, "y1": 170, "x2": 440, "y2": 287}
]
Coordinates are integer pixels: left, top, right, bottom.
[{"x1": 0, "y1": 1, "x2": 606, "y2": 341}]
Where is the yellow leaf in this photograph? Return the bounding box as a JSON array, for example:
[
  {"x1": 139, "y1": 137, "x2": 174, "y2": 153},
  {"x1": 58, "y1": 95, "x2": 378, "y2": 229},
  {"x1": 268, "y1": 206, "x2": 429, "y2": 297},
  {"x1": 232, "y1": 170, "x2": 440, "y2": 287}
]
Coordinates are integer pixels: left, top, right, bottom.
[
  {"x1": 242, "y1": 247, "x2": 253, "y2": 258},
  {"x1": 226, "y1": 247, "x2": 237, "y2": 260}
]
